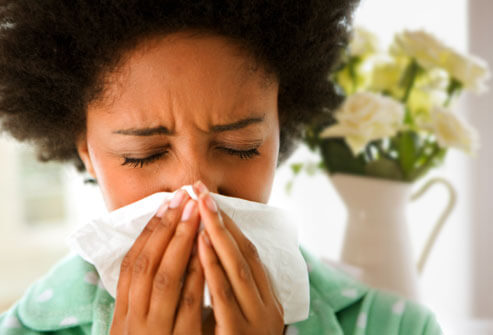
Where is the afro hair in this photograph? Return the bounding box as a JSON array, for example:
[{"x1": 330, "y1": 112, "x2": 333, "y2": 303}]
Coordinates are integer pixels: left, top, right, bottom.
[{"x1": 0, "y1": 0, "x2": 359, "y2": 171}]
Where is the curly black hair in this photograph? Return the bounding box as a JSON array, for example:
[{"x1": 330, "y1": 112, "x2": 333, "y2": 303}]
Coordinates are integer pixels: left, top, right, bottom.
[{"x1": 0, "y1": 0, "x2": 359, "y2": 172}]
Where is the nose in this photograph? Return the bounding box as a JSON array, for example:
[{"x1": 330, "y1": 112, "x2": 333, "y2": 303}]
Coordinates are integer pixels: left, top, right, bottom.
[
  {"x1": 165, "y1": 155, "x2": 221, "y2": 196},
  {"x1": 186, "y1": 169, "x2": 218, "y2": 195}
]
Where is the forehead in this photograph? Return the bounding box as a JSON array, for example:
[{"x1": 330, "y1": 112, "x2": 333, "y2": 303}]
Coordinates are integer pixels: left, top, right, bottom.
[{"x1": 91, "y1": 31, "x2": 278, "y2": 124}]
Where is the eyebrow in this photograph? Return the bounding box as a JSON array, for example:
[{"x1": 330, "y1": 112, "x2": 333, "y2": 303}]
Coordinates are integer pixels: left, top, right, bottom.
[{"x1": 113, "y1": 114, "x2": 265, "y2": 136}]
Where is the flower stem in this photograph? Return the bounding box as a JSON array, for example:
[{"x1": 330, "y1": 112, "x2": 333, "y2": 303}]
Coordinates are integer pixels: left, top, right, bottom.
[
  {"x1": 444, "y1": 78, "x2": 463, "y2": 107},
  {"x1": 401, "y1": 59, "x2": 420, "y2": 104}
]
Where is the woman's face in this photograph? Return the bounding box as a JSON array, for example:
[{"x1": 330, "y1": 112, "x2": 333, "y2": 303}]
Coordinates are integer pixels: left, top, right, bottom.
[{"x1": 76, "y1": 31, "x2": 280, "y2": 211}]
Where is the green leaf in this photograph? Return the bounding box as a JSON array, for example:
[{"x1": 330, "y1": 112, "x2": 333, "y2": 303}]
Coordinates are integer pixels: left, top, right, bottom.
[
  {"x1": 365, "y1": 158, "x2": 404, "y2": 181},
  {"x1": 290, "y1": 163, "x2": 304, "y2": 175},
  {"x1": 319, "y1": 139, "x2": 366, "y2": 176},
  {"x1": 305, "y1": 161, "x2": 322, "y2": 176},
  {"x1": 408, "y1": 144, "x2": 448, "y2": 182},
  {"x1": 285, "y1": 180, "x2": 294, "y2": 195}
]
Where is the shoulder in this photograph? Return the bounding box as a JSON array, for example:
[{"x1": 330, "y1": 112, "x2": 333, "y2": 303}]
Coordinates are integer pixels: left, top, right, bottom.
[
  {"x1": 288, "y1": 246, "x2": 442, "y2": 335},
  {"x1": 0, "y1": 252, "x2": 113, "y2": 334}
]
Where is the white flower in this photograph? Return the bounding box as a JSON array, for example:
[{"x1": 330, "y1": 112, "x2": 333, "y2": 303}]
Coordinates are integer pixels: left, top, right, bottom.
[
  {"x1": 391, "y1": 30, "x2": 450, "y2": 69},
  {"x1": 446, "y1": 52, "x2": 490, "y2": 93},
  {"x1": 391, "y1": 30, "x2": 490, "y2": 93},
  {"x1": 320, "y1": 92, "x2": 405, "y2": 155},
  {"x1": 349, "y1": 27, "x2": 380, "y2": 57},
  {"x1": 430, "y1": 106, "x2": 479, "y2": 154},
  {"x1": 417, "y1": 68, "x2": 449, "y2": 93}
]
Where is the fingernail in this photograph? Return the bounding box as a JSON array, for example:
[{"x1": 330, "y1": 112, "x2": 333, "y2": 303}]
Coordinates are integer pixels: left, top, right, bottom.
[
  {"x1": 156, "y1": 200, "x2": 169, "y2": 218},
  {"x1": 195, "y1": 180, "x2": 208, "y2": 195},
  {"x1": 192, "y1": 183, "x2": 200, "y2": 197},
  {"x1": 201, "y1": 192, "x2": 217, "y2": 213},
  {"x1": 181, "y1": 200, "x2": 196, "y2": 221},
  {"x1": 170, "y1": 190, "x2": 187, "y2": 209}
]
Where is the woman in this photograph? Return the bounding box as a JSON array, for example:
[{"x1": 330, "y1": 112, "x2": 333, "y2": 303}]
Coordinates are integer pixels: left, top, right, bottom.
[{"x1": 0, "y1": 1, "x2": 442, "y2": 334}]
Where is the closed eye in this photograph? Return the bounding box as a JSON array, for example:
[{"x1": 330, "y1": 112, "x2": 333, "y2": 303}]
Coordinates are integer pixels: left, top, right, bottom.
[
  {"x1": 218, "y1": 147, "x2": 260, "y2": 159},
  {"x1": 121, "y1": 146, "x2": 261, "y2": 168},
  {"x1": 121, "y1": 152, "x2": 166, "y2": 168}
]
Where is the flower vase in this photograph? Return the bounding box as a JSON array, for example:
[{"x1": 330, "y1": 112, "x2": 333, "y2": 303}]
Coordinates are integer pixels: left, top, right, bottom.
[{"x1": 330, "y1": 173, "x2": 456, "y2": 301}]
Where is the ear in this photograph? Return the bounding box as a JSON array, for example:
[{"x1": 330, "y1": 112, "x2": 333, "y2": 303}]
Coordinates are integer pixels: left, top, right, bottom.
[{"x1": 76, "y1": 133, "x2": 97, "y2": 179}]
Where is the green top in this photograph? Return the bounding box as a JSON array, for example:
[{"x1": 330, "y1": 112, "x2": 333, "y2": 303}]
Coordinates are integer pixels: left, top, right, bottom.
[{"x1": 0, "y1": 247, "x2": 442, "y2": 334}]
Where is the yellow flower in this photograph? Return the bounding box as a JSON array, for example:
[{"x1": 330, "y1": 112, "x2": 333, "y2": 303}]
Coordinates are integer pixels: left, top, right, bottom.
[
  {"x1": 408, "y1": 70, "x2": 449, "y2": 128},
  {"x1": 391, "y1": 30, "x2": 490, "y2": 93},
  {"x1": 320, "y1": 92, "x2": 405, "y2": 155},
  {"x1": 349, "y1": 27, "x2": 380, "y2": 57},
  {"x1": 367, "y1": 55, "x2": 407, "y2": 96},
  {"x1": 430, "y1": 106, "x2": 479, "y2": 154}
]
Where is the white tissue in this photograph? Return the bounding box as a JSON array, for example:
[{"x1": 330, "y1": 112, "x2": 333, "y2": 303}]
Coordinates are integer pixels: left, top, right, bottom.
[{"x1": 66, "y1": 185, "x2": 310, "y2": 324}]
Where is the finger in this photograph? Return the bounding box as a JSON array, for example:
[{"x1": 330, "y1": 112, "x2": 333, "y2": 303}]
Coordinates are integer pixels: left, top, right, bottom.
[
  {"x1": 220, "y1": 212, "x2": 285, "y2": 327},
  {"x1": 114, "y1": 199, "x2": 169, "y2": 320},
  {"x1": 148, "y1": 199, "x2": 200, "y2": 328},
  {"x1": 198, "y1": 230, "x2": 244, "y2": 324},
  {"x1": 197, "y1": 189, "x2": 263, "y2": 320},
  {"x1": 173, "y1": 244, "x2": 205, "y2": 334},
  {"x1": 127, "y1": 189, "x2": 190, "y2": 319},
  {"x1": 221, "y1": 211, "x2": 276, "y2": 306}
]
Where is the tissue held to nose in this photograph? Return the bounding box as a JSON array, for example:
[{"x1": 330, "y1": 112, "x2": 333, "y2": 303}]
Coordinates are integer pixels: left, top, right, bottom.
[{"x1": 66, "y1": 185, "x2": 310, "y2": 325}]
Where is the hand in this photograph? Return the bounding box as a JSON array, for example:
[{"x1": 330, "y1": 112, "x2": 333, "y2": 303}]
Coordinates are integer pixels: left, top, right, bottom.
[
  {"x1": 110, "y1": 190, "x2": 205, "y2": 335},
  {"x1": 193, "y1": 181, "x2": 285, "y2": 335}
]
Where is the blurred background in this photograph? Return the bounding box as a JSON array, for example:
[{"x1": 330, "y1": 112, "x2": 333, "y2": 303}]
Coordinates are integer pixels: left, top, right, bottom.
[{"x1": 0, "y1": 0, "x2": 491, "y2": 333}]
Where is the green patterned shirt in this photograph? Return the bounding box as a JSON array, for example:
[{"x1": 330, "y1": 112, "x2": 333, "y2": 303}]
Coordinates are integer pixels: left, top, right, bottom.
[{"x1": 0, "y1": 247, "x2": 442, "y2": 334}]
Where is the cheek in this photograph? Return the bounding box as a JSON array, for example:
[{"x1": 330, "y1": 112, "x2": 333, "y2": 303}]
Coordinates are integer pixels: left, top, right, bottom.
[
  {"x1": 258, "y1": 134, "x2": 279, "y2": 201},
  {"x1": 88, "y1": 145, "x2": 158, "y2": 210},
  {"x1": 224, "y1": 134, "x2": 279, "y2": 203}
]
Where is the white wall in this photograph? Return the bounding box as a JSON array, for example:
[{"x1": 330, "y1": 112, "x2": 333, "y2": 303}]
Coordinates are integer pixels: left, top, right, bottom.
[
  {"x1": 0, "y1": 138, "x2": 71, "y2": 311},
  {"x1": 468, "y1": 0, "x2": 493, "y2": 320}
]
